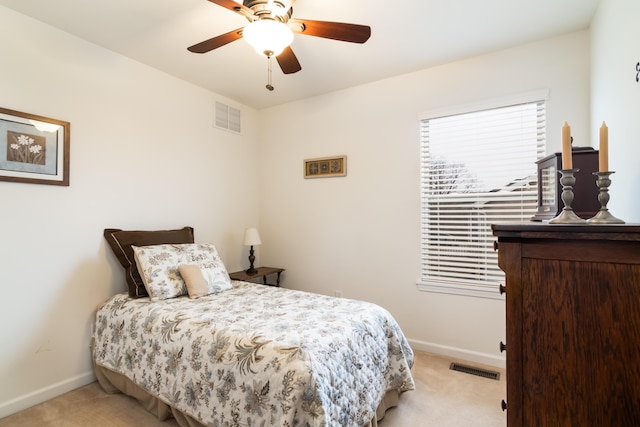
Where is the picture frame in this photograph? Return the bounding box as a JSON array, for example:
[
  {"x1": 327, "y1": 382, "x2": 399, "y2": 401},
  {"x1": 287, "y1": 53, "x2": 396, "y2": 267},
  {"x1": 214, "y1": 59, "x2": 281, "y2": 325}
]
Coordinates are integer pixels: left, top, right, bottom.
[
  {"x1": 0, "y1": 107, "x2": 70, "y2": 186},
  {"x1": 304, "y1": 155, "x2": 347, "y2": 179}
]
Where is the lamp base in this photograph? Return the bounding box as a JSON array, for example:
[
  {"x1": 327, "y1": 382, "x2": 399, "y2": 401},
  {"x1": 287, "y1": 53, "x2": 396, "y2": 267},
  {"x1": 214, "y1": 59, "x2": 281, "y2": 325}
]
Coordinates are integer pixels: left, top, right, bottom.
[{"x1": 246, "y1": 245, "x2": 257, "y2": 275}]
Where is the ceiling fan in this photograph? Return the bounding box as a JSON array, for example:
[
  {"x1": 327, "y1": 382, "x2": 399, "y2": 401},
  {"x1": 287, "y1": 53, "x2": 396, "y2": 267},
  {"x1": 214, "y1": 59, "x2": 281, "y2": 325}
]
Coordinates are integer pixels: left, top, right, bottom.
[{"x1": 188, "y1": 0, "x2": 371, "y2": 78}]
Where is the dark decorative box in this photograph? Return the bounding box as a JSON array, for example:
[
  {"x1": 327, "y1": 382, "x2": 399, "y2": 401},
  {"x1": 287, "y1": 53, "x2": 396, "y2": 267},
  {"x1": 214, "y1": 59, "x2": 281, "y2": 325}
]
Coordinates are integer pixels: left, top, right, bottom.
[{"x1": 531, "y1": 148, "x2": 600, "y2": 221}]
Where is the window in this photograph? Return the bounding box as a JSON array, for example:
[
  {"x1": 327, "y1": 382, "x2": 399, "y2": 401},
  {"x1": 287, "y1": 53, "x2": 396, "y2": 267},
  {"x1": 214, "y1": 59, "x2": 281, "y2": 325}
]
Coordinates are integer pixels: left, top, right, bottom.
[{"x1": 418, "y1": 92, "x2": 547, "y2": 299}]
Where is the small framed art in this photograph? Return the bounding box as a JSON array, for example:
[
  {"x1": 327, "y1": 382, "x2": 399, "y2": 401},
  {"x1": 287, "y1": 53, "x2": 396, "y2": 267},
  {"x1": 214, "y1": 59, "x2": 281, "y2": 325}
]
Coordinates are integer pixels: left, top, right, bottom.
[
  {"x1": 304, "y1": 155, "x2": 347, "y2": 179},
  {"x1": 0, "y1": 107, "x2": 70, "y2": 186}
]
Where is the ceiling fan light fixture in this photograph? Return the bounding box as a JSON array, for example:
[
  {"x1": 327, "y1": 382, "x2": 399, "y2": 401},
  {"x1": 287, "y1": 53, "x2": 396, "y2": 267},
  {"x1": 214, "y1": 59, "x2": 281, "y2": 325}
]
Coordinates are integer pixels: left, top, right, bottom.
[{"x1": 243, "y1": 19, "x2": 293, "y2": 57}]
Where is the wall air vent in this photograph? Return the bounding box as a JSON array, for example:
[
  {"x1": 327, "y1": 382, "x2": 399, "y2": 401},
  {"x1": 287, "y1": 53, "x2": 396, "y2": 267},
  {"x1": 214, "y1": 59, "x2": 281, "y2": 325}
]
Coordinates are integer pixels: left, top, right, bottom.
[
  {"x1": 215, "y1": 101, "x2": 241, "y2": 134},
  {"x1": 450, "y1": 362, "x2": 500, "y2": 380}
]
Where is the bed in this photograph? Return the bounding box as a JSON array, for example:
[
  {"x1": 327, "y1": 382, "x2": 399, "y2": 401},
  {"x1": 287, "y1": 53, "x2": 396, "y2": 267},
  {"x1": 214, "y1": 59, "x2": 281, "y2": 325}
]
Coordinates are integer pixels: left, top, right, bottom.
[{"x1": 94, "y1": 227, "x2": 415, "y2": 427}]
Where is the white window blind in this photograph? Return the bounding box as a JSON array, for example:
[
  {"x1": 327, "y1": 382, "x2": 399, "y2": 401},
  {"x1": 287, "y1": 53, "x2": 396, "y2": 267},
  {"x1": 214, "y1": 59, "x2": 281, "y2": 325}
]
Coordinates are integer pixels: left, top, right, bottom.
[{"x1": 419, "y1": 100, "x2": 546, "y2": 299}]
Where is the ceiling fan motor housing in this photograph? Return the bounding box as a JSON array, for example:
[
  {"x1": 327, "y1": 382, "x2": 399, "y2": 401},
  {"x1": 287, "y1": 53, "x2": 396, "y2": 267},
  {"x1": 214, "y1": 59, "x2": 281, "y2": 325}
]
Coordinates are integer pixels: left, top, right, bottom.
[{"x1": 243, "y1": 0, "x2": 293, "y2": 22}]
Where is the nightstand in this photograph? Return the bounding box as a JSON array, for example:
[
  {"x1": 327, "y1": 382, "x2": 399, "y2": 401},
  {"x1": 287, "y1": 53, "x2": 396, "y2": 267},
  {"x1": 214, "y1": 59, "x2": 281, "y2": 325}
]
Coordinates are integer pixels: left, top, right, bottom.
[{"x1": 228, "y1": 267, "x2": 285, "y2": 287}]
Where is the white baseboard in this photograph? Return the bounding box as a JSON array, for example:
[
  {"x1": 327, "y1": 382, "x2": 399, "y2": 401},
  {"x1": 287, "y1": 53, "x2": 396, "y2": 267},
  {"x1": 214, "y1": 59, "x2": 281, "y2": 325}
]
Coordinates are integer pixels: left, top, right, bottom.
[
  {"x1": 0, "y1": 371, "x2": 96, "y2": 419},
  {"x1": 409, "y1": 338, "x2": 506, "y2": 369}
]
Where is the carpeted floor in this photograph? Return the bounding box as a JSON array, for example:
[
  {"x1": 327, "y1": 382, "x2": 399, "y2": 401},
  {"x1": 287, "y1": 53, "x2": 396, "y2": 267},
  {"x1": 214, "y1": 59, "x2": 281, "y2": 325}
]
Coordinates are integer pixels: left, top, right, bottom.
[{"x1": 0, "y1": 351, "x2": 506, "y2": 426}]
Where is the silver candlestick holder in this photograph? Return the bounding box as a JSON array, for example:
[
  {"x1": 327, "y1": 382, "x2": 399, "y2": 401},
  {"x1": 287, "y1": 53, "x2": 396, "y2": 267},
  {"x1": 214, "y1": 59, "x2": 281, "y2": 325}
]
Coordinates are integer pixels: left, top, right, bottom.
[
  {"x1": 549, "y1": 168, "x2": 587, "y2": 224},
  {"x1": 587, "y1": 171, "x2": 625, "y2": 224}
]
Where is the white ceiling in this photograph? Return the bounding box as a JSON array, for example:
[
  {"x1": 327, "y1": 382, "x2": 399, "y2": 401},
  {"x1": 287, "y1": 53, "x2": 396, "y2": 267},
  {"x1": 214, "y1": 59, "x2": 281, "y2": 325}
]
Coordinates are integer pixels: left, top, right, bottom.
[{"x1": 0, "y1": 0, "x2": 599, "y2": 110}]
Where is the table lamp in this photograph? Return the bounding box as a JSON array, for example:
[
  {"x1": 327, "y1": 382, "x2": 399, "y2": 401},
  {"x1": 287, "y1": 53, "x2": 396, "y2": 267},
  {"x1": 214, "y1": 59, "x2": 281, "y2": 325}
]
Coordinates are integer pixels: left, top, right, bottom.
[{"x1": 243, "y1": 228, "x2": 262, "y2": 275}]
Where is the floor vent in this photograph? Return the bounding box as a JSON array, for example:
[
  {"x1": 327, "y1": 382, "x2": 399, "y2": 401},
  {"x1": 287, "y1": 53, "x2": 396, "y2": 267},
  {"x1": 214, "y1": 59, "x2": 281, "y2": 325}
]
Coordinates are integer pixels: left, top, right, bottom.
[{"x1": 449, "y1": 363, "x2": 500, "y2": 380}]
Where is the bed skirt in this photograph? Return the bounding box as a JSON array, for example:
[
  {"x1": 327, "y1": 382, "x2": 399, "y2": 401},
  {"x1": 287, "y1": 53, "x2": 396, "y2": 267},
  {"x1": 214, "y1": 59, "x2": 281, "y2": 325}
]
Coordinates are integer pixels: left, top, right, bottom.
[{"x1": 94, "y1": 364, "x2": 399, "y2": 427}]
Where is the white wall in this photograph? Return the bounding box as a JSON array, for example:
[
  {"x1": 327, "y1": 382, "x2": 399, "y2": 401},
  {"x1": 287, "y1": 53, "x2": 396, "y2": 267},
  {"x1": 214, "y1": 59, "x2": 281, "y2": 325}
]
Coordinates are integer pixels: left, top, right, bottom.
[
  {"x1": 591, "y1": 0, "x2": 640, "y2": 222},
  {"x1": 0, "y1": 7, "x2": 261, "y2": 417},
  {"x1": 6, "y1": 0, "x2": 634, "y2": 417},
  {"x1": 258, "y1": 31, "x2": 591, "y2": 368}
]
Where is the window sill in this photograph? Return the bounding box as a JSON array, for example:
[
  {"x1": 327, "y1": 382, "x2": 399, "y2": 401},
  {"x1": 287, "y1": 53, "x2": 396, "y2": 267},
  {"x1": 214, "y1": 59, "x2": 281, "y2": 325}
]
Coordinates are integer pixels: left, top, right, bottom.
[{"x1": 417, "y1": 281, "x2": 505, "y2": 300}]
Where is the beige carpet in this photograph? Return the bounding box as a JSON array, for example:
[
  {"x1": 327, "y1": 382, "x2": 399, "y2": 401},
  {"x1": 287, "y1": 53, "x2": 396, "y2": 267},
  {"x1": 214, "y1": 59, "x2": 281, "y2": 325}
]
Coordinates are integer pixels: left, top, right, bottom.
[{"x1": 0, "y1": 351, "x2": 506, "y2": 426}]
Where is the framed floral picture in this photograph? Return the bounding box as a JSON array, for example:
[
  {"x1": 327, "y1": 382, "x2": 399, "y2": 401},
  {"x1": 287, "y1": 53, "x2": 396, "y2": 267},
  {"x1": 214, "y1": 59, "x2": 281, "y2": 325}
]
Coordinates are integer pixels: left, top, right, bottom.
[
  {"x1": 304, "y1": 155, "x2": 347, "y2": 179},
  {"x1": 0, "y1": 107, "x2": 70, "y2": 186}
]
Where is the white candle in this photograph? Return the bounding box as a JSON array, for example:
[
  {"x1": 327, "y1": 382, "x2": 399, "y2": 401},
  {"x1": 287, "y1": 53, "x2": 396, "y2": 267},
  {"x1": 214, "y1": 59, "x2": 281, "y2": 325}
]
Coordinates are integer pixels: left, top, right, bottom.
[
  {"x1": 599, "y1": 122, "x2": 608, "y2": 172},
  {"x1": 561, "y1": 122, "x2": 572, "y2": 170}
]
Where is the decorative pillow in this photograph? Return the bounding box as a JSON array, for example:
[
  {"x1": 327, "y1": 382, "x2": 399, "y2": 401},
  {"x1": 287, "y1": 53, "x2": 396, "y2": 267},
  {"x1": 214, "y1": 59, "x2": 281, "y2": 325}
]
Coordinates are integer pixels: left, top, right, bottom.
[
  {"x1": 132, "y1": 243, "x2": 232, "y2": 301},
  {"x1": 103, "y1": 227, "x2": 195, "y2": 298},
  {"x1": 178, "y1": 265, "x2": 208, "y2": 298}
]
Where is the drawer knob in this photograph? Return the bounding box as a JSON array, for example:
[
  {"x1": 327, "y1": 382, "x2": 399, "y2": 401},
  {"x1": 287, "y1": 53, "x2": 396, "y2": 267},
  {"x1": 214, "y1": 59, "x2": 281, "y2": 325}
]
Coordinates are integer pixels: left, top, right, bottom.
[
  {"x1": 493, "y1": 241, "x2": 499, "y2": 251},
  {"x1": 499, "y1": 284, "x2": 506, "y2": 295},
  {"x1": 500, "y1": 341, "x2": 507, "y2": 352},
  {"x1": 501, "y1": 400, "x2": 507, "y2": 411}
]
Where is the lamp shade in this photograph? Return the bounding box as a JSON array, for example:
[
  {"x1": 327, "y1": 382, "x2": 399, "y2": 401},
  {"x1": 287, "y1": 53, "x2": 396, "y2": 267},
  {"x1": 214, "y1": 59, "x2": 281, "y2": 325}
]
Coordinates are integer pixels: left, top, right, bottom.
[
  {"x1": 243, "y1": 228, "x2": 262, "y2": 246},
  {"x1": 243, "y1": 19, "x2": 294, "y2": 57}
]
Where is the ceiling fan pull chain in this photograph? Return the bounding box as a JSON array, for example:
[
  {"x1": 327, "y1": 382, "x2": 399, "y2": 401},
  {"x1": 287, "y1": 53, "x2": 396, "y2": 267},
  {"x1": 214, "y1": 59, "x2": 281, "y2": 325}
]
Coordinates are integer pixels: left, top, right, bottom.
[{"x1": 266, "y1": 56, "x2": 274, "y2": 91}]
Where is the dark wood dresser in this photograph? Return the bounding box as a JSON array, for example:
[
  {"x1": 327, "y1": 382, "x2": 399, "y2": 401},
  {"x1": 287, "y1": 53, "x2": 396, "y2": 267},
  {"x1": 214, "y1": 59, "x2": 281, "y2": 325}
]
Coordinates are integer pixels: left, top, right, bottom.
[{"x1": 492, "y1": 223, "x2": 640, "y2": 426}]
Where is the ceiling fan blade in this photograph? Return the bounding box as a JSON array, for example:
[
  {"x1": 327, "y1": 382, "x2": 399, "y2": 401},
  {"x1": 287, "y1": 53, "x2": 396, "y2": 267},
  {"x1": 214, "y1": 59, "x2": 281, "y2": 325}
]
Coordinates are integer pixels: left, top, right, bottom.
[
  {"x1": 290, "y1": 19, "x2": 371, "y2": 43},
  {"x1": 276, "y1": 46, "x2": 302, "y2": 74},
  {"x1": 188, "y1": 28, "x2": 244, "y2": 53},
  {"x1": 206, "y1": 0, "x2": 252, "y2": 16}
]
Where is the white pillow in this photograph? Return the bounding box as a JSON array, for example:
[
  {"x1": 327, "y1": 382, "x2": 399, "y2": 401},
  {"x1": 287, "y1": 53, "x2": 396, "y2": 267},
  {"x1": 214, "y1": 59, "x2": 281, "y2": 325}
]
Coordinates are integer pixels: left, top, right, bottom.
[{"x1": 132, "y1": 243, "x2": 232, "y2": 301}]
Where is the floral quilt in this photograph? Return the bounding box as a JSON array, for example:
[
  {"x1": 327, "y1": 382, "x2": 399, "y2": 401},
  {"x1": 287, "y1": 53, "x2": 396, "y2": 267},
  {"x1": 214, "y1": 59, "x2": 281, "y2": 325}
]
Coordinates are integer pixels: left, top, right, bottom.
[{"x1": 93, "y1": 281, "x2": 415, "y2": 427}]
